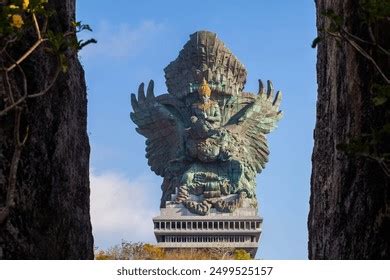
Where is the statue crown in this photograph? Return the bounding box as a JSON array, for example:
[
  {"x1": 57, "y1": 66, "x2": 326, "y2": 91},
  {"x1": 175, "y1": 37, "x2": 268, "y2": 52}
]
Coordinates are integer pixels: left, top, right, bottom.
[{"x1": 198, "y1": 78, "x2": 211, "y2": 97}]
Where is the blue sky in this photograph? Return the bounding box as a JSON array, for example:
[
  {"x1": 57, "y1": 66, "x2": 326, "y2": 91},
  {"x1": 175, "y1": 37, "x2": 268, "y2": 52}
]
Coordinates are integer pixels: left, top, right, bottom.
[{"x1": 77, "y1": 0, "x2": 317, "y2": 259}]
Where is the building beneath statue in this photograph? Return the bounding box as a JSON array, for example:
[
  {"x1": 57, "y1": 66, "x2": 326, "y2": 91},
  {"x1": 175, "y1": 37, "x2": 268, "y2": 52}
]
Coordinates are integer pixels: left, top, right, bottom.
[{"x1": 153, "y1": 189, "x2": 262, "y2": 258}]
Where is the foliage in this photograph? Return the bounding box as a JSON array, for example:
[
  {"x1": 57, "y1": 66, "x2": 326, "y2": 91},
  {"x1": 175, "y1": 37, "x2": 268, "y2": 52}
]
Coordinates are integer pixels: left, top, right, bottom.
[
  {"x1": 143, "y1": 243, "x2": 165, "y2": 260},
  {"x1": 94, "y1": 241, "x2": 245, "y2": 260},
  {"x1": 163, "y1": 247, "x2": 235, "y2": 260},
  {"x1": 359, "y1": 0, "x2": 390, "y2": 23},
  {"x1": 0, "y1": 0, "x2": 96, "y2": 224},
  {"x1": 95, "y1": 250, "x2": 112, "y2": 260},
  {"x1": 94, "y1": 241, "x2": 161, "y2": 260},
  {"x1": 233, "y1": 249, "x2": 252, "y2": 260}
]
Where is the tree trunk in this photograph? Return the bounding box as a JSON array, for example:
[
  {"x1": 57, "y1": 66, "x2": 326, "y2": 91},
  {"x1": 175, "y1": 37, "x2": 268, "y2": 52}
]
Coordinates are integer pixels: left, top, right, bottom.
[
  {"x1": 0, "y1": 0, "x2": 94, "y2": 259},
  {"x1": 309, "y1": 0, "x2": 390, "y2": 259}
]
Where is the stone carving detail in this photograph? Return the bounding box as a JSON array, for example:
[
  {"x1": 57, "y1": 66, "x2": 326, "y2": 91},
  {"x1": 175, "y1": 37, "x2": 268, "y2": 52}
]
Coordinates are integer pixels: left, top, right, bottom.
[{"x1": 131, "y1": 31, "x2": 282, "y2": 215}]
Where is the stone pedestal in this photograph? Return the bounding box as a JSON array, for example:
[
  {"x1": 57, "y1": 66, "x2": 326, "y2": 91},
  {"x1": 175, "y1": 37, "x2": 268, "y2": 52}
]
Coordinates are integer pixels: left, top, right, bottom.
[{"x1": 153, "y1": 189, "x2": 262, "y2": 258}]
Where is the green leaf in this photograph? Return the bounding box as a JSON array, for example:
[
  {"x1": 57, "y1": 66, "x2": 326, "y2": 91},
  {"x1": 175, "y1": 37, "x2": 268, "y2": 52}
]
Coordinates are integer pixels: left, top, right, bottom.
[
  {"x1": 78, "y1": 38, "x2": 97, "y2": 50},
  {"x1": 373, "y1": 96, "x2": 387, "y2": 106},
  {"x1": 311, "y1": 36, "x2": 321, "y2": 48}
]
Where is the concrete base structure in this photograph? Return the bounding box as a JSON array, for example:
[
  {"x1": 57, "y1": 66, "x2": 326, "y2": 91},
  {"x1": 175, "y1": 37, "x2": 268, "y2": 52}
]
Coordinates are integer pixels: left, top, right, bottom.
[{"x1": 153, "y1": 189, "x2": 262, "y2": 258}]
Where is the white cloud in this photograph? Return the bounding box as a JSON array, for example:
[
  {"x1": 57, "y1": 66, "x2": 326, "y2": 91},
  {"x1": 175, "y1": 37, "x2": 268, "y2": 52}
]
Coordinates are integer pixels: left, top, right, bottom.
[
  {"x1": 79, "y1": 20, "x2": 165, "y2": 59},
  {"x1": 90, "y1": 170, "x2": 159, "y2": 247}
]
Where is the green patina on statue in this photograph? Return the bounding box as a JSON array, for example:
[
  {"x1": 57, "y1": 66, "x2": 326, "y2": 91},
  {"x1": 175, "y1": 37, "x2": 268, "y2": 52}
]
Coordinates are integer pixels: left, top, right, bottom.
[{"x1": 130, "y1": 31, "x2": 282, "y2": 215}]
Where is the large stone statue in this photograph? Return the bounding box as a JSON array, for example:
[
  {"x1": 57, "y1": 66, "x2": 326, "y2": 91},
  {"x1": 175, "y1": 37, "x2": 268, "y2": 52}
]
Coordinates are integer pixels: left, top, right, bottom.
[{"x1": 131, "y1": 31, "x2": 282, "y2": 216}]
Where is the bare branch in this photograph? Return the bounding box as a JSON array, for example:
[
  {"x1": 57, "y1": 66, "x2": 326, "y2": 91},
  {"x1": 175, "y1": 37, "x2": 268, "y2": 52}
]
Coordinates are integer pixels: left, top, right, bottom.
[
  {"x1": 341, "y1": 28, "x2": 390, "y2": 57},
  {"x1": 364, "y1": 155, "x2": 390, "y2": 178},
  {"x1": 1, "y1": 57, "x2": 61, "y2": 116},
  {"x1": 63, "y1": 31, "x2": 75, "y2": 37},
  {"x1": 367, "y1": 24, "x2": 376, "y2": 45},
  {"x1": 20, "y1": 126, "x2": 29, "y2": 146},
  {"x1": 0, "y1": 57, "x2": 29, "y2": 117},
  {"x1": 14, "y1": 108, "x2": 29, "y2": 147},
  {"x1": 7, "y1": 108, "x2": 24, "y2": 209},
  {"x1": 4, "y1": 50, "x2": 28, "y2": 100},
  {"x1": 6, "y1": 38, "x2": 48, "y2": 72},
  {"x1": 28, "y1": 63, "x2": 60, "y2": 98},
  {"x1": 4, "y1": 70, "x2": 15, "y2": 104},
  {"x1": 341, "y1": 29, "x2": 374, "y2": 45},
  {"x1": 326, "y1": 30, "x2": 390, "y2": 84},
  {"x1": 7, "y1": 148, "x2": 20, "y2": 208},
  {"x1": 32, "y1": 13, "x2": 42, "y2": 40},
  {"x1": 0, "y1": 36, "x2": 18, "y2": 54},
  {"x1": 380, "y1": 161, "x2": 390, "y2": 177},
  {"x1": 0, "y1": 96, "x2": 26, "y2": 116},
  {"x1": 42, "y1": 16, "x2": 49, "y2": 34},
  {"x1": 344, "y1": 35, "x2": 390, "y2": 84}
]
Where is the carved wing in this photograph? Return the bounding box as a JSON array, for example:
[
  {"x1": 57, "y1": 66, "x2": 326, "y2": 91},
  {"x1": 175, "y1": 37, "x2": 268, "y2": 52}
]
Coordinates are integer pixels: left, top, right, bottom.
[
  {"x1": 225, "y1": 80, "x2": 282, "y2": 174},
  {"x1": 130, "y1": 80, "x2": 186, "y2": 177}
]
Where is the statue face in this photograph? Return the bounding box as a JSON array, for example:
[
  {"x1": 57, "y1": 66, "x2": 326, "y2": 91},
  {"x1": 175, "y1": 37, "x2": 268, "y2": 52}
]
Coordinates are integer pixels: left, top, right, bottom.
[{"x1": 201, "y1": 94, "x2": 210, "y2": 103}]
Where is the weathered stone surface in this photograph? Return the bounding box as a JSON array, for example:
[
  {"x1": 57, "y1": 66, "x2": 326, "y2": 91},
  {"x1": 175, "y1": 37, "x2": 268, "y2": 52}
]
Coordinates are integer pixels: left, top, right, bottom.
[
  {"x1": 164, "y1": 31, "x2": 247, "y2": 97},
  {"x1": 131, "y1": 31, "x2": 282, "y2": 215},
  {"x1": 0, "y1": 0, "x2": 93, "y2": 259},
  {"x1": 309, "y1": 0, "x2": 390, "y2": 259}
]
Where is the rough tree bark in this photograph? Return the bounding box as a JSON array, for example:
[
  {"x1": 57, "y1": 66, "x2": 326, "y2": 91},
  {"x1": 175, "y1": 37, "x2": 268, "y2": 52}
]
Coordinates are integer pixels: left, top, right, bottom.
[
  {"x1": 309, "y1": 0, "x2": 390, "y2": 259},
  {"x1": 0, "y1": 0, "x2": 94, "y2": 259}
]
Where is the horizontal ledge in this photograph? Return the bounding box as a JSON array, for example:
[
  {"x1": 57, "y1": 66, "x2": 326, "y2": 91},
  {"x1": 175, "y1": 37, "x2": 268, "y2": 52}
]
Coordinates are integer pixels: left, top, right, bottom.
[
  {"x1": 153, "y1": 217, "x2": 263, "y2": 221},
  {"x1": 157, "y1": 242, "x2": 259, "y2": 248},
  {"x1": 154, "y1": 229, "x2": 262, "y2": 233}
]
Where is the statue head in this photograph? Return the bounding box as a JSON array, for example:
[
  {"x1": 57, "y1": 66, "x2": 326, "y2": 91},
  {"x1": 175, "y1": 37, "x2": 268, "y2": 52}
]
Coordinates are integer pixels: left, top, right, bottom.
[
  {"x1": 198, "y1": 78, "x2": 211, "y2": 103},
  {"x1": 164, "y1": 31, "x2": 247, "y2": 97}
]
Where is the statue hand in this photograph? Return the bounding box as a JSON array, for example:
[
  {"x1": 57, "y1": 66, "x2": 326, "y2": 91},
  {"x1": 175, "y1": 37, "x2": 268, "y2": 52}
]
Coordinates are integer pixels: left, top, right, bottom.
[{"x1": 191, "y1": 116, "x2": 198, "y2": 123}]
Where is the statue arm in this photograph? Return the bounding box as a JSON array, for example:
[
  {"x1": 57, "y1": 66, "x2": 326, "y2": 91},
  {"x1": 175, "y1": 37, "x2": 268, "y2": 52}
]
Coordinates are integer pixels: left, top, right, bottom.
[{"x1": 205, "y1": 104, "x2": 221, "y2": 123}]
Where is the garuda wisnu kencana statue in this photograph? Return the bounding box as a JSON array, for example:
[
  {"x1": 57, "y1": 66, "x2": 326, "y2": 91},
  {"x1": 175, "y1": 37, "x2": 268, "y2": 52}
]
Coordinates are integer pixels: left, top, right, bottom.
[{"x1": 131, "y1": 31, "x2": 282, "y2": 215}]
